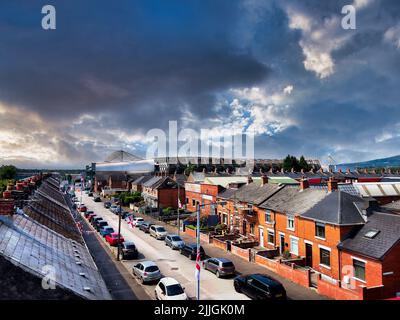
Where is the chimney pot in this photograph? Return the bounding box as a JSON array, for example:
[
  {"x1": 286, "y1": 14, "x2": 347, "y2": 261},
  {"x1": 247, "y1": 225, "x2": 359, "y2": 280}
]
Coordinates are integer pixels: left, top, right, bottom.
[
  {"x1": 300, "y1": 178, "x2": 309, "y2": 190},
  {"x1": 247, "y1": 176, "x2": 253, "y2": 185},
  {"x1": 261, "y1": 175, "x2": 268, "y2": 186},
  {"x1": 328, "y1": 177, "x2": 338, "y2": 192}
]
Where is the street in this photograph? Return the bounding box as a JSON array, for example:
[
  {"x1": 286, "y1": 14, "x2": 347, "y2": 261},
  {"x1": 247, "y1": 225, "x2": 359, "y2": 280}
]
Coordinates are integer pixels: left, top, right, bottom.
[{"x1": 81, "y1": 193, "x2": 249, "y2": 300}]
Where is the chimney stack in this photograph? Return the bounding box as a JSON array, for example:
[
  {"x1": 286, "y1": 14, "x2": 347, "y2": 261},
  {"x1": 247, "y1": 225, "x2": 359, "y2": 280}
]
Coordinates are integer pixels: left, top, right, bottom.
[
  {"x1": 247, "y1": 176, "x2": 253, "y2": 185},
  {"x1": 300, "y1": 178, "x2": 309, "y2": 190},
  {"x1": 328, "y1": 177, "x2": 338, "y2": 192},
  {"x1": 346, "y1": 168, "x2": 351, "y2": 174},
  {"x1": 261, "y1": 175, "x2": 268, "y2": 186}
]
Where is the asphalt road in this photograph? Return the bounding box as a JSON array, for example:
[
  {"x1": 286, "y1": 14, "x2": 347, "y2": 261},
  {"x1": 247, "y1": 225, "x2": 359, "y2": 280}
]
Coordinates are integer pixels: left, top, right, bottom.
[{"x1": 81, "y1": 193, "x2": 249, "y2": 300}]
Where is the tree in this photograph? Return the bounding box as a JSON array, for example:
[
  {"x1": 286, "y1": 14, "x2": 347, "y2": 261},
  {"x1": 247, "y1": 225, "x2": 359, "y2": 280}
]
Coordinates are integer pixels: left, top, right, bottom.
[
  {"x1": 0, "y1": 165, "x2": 17, "y2": 180},
  {"x1": 299, "y1": 156, "x2": 310, "y2": 171},
  {"x1": 282, "y1": 155, "x2": 300, "y2": 172}
]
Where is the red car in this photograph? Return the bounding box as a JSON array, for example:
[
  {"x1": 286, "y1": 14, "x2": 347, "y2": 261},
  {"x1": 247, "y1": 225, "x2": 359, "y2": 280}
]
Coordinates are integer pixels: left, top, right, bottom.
[
  {"x1": 106, "y1": 233, "x2": 125, "y2": 246},
  {"x1": 79, "y1": 205, "x2": 87, "y2": 213}
]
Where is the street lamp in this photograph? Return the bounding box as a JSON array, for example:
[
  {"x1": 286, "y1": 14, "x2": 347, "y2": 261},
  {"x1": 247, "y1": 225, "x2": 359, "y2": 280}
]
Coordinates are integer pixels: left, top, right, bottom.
[
  {"x1": 195, "y1": 200, "x2": 227, "y2": 301},
  {"x1": 116, "y1": 200, "x2": 122, "y2": 261}
]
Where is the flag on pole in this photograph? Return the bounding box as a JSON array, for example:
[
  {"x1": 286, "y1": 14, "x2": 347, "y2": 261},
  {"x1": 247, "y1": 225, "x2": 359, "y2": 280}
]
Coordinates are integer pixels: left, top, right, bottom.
[
  {"x1": 127, "y1": 215, "x2": 134, "y2": 228},
  {"x1": 195, "y1": 250, "x2": 201, "y2": 280}
]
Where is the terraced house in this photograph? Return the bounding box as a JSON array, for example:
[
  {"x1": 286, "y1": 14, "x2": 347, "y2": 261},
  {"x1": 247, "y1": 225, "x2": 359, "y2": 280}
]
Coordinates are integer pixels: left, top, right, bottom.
[{"x1": 216, "y1": 176, "x2": 400, "y2": 299}]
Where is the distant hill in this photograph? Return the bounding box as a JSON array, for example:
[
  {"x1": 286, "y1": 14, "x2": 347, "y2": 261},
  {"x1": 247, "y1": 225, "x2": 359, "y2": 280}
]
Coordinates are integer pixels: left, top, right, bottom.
[{"x1": 336, "y1": 155, "x2": 400, "y2": 171}]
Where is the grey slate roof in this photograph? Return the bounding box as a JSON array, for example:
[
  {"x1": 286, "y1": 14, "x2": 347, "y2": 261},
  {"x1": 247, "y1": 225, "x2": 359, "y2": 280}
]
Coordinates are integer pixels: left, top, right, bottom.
[
  {"x1": 0, "y1": 214, "x2": 111, "y2": 300},
  {"x1": 338, "y1": 211, "x2": 400, "y2": 260},
  {"x1": 130, "y1": 175, "x2": 153, "y2": 185},
  {"x1": 259, "y1": 187, "x2": 328, "y2": 215},
  {"x1": 382, "y1": 200, "x2": 400, "y2": 211},
  {"x1": 223, "y1": 182, "x2": 282, "y2": 205},
  {"x1": 217, "y1": 188, "x2": 236, "y2": 200},
  {"x1": 143, "y1": 176, "x2": 163, "y2": 188},
  {"x1": 301, "y1": 191, "x2": 366, "y2": 225}
]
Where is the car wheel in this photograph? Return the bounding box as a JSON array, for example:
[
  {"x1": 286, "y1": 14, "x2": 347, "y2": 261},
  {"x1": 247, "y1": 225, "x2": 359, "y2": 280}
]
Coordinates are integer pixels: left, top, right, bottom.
[
  {"x1": 234, "y1": 282, "x2": 241, "y2": 293},
  {"x1": 216, "y1": 271, "x2": 221, "y2": 278}
]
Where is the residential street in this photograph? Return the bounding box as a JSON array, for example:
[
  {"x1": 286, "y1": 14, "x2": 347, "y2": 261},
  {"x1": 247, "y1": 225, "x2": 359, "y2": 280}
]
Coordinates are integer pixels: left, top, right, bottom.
[{"x1": 82, "y1": 193, "x2": 327, "y2": 300}]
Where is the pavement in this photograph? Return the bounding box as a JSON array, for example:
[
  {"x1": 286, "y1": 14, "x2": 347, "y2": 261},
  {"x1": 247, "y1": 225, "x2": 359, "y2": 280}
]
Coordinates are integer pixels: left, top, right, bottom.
[
  {"x1": 66, "y1": 195, "x2": 150, "y2": 300},
  {"x1": 82, "y1": 193, "x2": 327, "y2": 300}
]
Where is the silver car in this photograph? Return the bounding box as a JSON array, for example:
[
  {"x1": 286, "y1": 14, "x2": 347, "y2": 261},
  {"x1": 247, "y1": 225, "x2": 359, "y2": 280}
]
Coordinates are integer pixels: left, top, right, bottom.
[
  {"x1": 132, "y1": 261, "x2": 162, "y2": 284},
  {"x1": 149, "y1": 225, "x2": 168, "y2": 240},
  {"x1": 165, "y1": 234, "x2": 185, "y2": 250}
]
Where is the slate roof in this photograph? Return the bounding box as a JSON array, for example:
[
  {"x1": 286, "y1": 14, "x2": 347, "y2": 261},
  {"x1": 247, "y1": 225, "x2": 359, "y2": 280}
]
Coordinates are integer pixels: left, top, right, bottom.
[
  {"x1": 382, "y1": 200, "x2": 400, "y2": 211},
  {"x1": 223, "y1": 182, "x2": 282, "y2": 205},
  {"x1": 217, "y1": 188, "x2": 237, "y2": 200},
  {"x1": 301, "y1": 191, "x2": 366, "y2": 225},
  {"x1": 130, "y1": 175, "x2": 153, "y2": 185},
  {"x1": 142, "y1": 176, "x2": 163, "y2": 188},
  {"x1": 338, "y1": 211, "x2": 400, "y2": 260},
  {"x1": 0, "y1": 214, "x2": 110, "y2": 300},
  {"x1": 143, "y1": 176, "x2": 178, "y2": 189},
  {"x1": 259, "y1": 187, "x2": 328, "y2": 215}
]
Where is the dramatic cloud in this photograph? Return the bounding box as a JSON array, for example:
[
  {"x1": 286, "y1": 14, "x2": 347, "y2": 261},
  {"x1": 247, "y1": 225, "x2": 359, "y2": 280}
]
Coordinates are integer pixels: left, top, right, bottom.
[{"x1": 0, "y1": 0, "x2": 400, "y2": 168}]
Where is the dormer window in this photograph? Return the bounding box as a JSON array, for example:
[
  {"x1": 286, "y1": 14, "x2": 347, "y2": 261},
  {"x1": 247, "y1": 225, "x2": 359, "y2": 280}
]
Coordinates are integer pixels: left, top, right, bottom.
[{"x1": 364, "y1": 229, "x2": 380, "y2": 239}]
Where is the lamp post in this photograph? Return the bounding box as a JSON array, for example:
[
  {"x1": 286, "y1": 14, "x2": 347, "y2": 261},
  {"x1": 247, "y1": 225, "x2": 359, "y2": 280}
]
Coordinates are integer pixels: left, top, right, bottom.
[
  {"x1": 195, "y1": 200, "x2": 226, "y2": 301},
  {"x1": 116, "y1": 200, "x2": 122, "y2": 261}
]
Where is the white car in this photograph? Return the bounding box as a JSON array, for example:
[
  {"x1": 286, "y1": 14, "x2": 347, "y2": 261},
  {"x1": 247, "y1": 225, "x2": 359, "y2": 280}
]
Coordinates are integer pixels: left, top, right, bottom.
[
  {"x1": 149, "y1": 225, "x2": 168, "y2": 240},
  {"x1": 131, "y1": 217, "x2": 144, "y2": 228},
  {"x1": 155, "y1": 277, "x2": 188, "y2": 300}
]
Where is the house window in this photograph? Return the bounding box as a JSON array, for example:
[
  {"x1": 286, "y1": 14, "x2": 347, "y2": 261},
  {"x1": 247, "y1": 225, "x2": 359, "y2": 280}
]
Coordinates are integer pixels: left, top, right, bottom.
[
  {"x1": 353, "y1": 259, "x2": 366, "y2": 281},
  {"x1": 290, "y1": 237, "x2": 299, "y2": 255},
  {"x1": 287, "y1": 215, "x2": 295, "y2": 230},
  {"x1": 315, "y1": 223, "x2": 326, "y2": 239},
  {"x1": 267, "y1": 230, "x2": 274, "y2": 244},
  {"x1": 319, "y1": 248, "x2": 331, "y2": 267},
  {"x1": 250, "y1": 223, "x2": 255, "y2": 235},
  {"x1": 186, "y1": 197, "x2": 189, "y2": 204},
  {"x1": 192, "y1": 199, "x2": 195, "y2": 207},
  {"x1": 223, "y1": 214, "x2": 228, "y2": 225},
  {"x1": 265, "y1": 210, "x2": 272, "y2": 223}
]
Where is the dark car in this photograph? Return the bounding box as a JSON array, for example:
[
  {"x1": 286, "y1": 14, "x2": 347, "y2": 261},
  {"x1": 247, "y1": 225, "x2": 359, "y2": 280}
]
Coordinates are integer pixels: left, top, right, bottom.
[
  {"x1": 88, "y1": 214, "x2": 97, "y2": 223},
  {"x1": 84, "y1": 210, "x2": 94, "y2": 219},
  {"x1": 91, "y1": 216, "x2": 103, "y2": 227},
  {"x1": 119, "y1": 241, "x2": 139, "y2": 260},
  {"x1": 120, "y1": 211, "x2": 132, "y2": 219},
  {"x1": 95, "y1": 220, "x2": 108, "y2": 232},
  {"x1": 104, "y1": 201, "x2": 112, "y2": 209},
  {"x1": 203, "y1": 258, "x2": 236, "y2": 278},
  {"x1": 88, "y1": 192, "x2": 93, "y2": 197},
  {"x1": 94, "y1": 196, "x2": 101, "y2": 202},
  {"x1": 233, "y1": 274, "x2": 287, "y2": 300},
  {"x1": 139, "y1": 221, "x2": 154, "y2": 233},
  {"x1": 180, "y1": 243, "x2": 205, "y2": 260}
]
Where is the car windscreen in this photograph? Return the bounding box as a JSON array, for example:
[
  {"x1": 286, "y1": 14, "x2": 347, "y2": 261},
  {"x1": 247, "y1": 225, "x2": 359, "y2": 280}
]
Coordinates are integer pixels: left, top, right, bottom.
[
  {"x1": 156, "y1": 227, "x2": 166, "y2": 232},
  {"x1": 106, "y1": 228, "x2": 114, "y2": 232},
  {"x1": 145, "y1": 266, "x2": 159, "y2": 272},
  {"x1": 124, "y1": 244, "x2": 136, "y2": 249},
  {"x1": 171, "y1": 236, "x2": 181, "y2": 241},
  {"x1": 166, "y1": 284, "x2": 184, "y2": 296},
  {"x1": 221, "y1": 261, "x2": 234, "y2": 267}
]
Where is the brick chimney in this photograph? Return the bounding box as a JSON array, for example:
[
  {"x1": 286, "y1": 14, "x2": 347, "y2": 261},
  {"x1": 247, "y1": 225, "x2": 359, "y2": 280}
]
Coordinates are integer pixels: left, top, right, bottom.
[
  {"x1": 300, "y1": 178, "x2": 309, "y2": 190},
  {"x1": 346, "y1": 168, "x2": 351, "y2": 174},
  {"x1": 247, "y1": 176, "x2": 253, "y2": 185},
  {"x1": 261, "y1": 175, "x2": 268, "y2": 186},
  {"x1": 328, "y1": 177, "x2": 338, "y2": 192}
]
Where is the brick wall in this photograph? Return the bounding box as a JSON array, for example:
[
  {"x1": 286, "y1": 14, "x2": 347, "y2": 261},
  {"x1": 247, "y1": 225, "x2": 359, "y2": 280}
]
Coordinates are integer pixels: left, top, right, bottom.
[
  {"x1": 231, "y1": 244, "x2": 250, "y2": 261},
  {"x1": 213, "y1": 238, "x2": 228, "y2": 251},
  {"x1": 184, "y1": 227, "x2": 197, "y2": 238}
]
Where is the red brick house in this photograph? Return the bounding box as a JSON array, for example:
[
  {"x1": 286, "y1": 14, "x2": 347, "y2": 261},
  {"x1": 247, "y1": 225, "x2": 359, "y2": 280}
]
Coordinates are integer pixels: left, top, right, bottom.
[
  {"x1": 130, "y1": 175, "x2": 153, "y2": 193},
  {"x1": 142, "y1": 176, "x2": 185, "y2": 210}
]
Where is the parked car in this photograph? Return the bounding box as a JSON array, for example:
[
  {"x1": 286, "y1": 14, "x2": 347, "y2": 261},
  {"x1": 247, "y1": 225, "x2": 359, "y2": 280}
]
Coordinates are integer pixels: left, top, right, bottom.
[
  {"x1": 103, "y1": 201, "x2": 112, "y2": 209},
  {"x1": 78, "y1": 205, "x2": 87, "y2": 213},
  {"x1": 180, "y1": 243, "x2": 205, "y2": 260},
  {"x1": 106, "y1": 233, "x2": 125, "y2": 246},
  {"x1": 139, "y1": 221, "x2": 154, "y2": 233},
  {"x1": 203, "y1": 258, "x2": 236, "y2": 278},
  {"x1": 119, "y1": 241, "x2": 138, "y2": 259},
  {"x1": 110, "y1": 205, "x2": 119, "y2": 213},
  {"x1": 155, "y1": 277, "x2": 188, "y2": 300},
  {"x1": 149, "y1": 225, "x2": 168, "y2": 240},
  {"x1": 100, "y1": 226, "x2": 115, "y2": 238},
  {"x1": 93, "y1": 196, "x2": 101, "y2": 202},
  {"x1": 121, "y1": 211, "x2": 131, "y2": 219},
  {"x1": 233, "y1": 274, "x2": 287, "y2": 300},
  {"x1": 91, "y1": 216, "x2": 103, "y2": 227},
  {"x1": 165, "y1": 234, "x2": 185, "y2": 250},
  {"x1": 132, "y1": 261, "x2": 162, "y2": 284},
  {"x1": 84, "y1": 210, "x2": 94, "y2": 219},
  {"x1": 88, "y1": 214, "x2": 97, "y2": 223},
  {"x1": 130, "y1": 217, "x2": 144, "y2": 228},
  {"x1": 88, "y1": 192, "x2": 93, "y2": 197},
  {"x1": 95, "y1": 219, "x2": 108, "y2": 232}
]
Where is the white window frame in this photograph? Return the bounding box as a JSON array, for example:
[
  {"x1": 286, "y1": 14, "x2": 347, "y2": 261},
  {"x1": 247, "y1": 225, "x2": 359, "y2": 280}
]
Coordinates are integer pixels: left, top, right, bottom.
[
  {"x1": 267, "y1": 229, "x2": 275, "y2": 245},
  {"x1": 290, "y1": 236, "x2": 299, "y2": 255},
  {"x1": 265, "y1": 210, "x2": 272, "y2": 223},
  {"x1": 351, "y1": 257, "x2": 367, "y2": 283},
  {"x1": 318, "y1": 245, "x2": 331, "y2": 269},
  {"x1": 287, "y1": 214, "x2": 295, "y2": 231},
  {"x1": 315, "y1": 222, "x2": 326, "y2": 240}
]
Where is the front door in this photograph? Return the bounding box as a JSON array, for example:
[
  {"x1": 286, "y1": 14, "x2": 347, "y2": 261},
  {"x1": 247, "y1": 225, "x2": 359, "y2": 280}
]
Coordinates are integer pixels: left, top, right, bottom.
[
  {"x1": 280, "y1": 235, "x2": 285, "y2": 254},
  {"x1": 259, "y1": 228, "x2": 264, "y2": 247},
  {"x1": 305, "y1": 243, "x2": 313, "y2": 267},
  {"x1": 242, "y1": 220, "x2": 247, "y2": 236}
]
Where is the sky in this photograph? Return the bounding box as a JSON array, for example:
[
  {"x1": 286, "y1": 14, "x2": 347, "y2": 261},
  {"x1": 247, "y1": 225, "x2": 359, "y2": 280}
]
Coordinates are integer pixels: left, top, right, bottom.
[{"x1": 0, "y1": 0, "x2": 400, "y2": 169}]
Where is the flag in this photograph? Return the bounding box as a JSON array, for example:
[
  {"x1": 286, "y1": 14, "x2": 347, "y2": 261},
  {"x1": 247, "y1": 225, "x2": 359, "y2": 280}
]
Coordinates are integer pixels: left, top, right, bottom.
[
  {"x1": 195, "y1": 249, "x2": 201, "y2": 280},
  {"x1": 127, "y1": 215, "x2": 134, "y2": 228}
]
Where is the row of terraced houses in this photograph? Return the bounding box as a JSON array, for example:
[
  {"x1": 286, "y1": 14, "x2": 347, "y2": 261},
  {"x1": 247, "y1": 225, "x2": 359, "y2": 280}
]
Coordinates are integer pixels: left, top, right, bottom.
[{"x1": 182, "y1": 171, "x2": 400, "y2": 300}]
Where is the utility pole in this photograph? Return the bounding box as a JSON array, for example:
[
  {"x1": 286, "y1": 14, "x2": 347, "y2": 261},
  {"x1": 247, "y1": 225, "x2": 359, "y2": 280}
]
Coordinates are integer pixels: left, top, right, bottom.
[
  {"x1": 116, "y1": 200, "x2": 122, "y2": 261},
  {"x1": 177, "y1": 180, "x2": 180, "y2": 237},
  {"x1": 196, "y1": 202, "x2": 200, "y2": 301}
]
